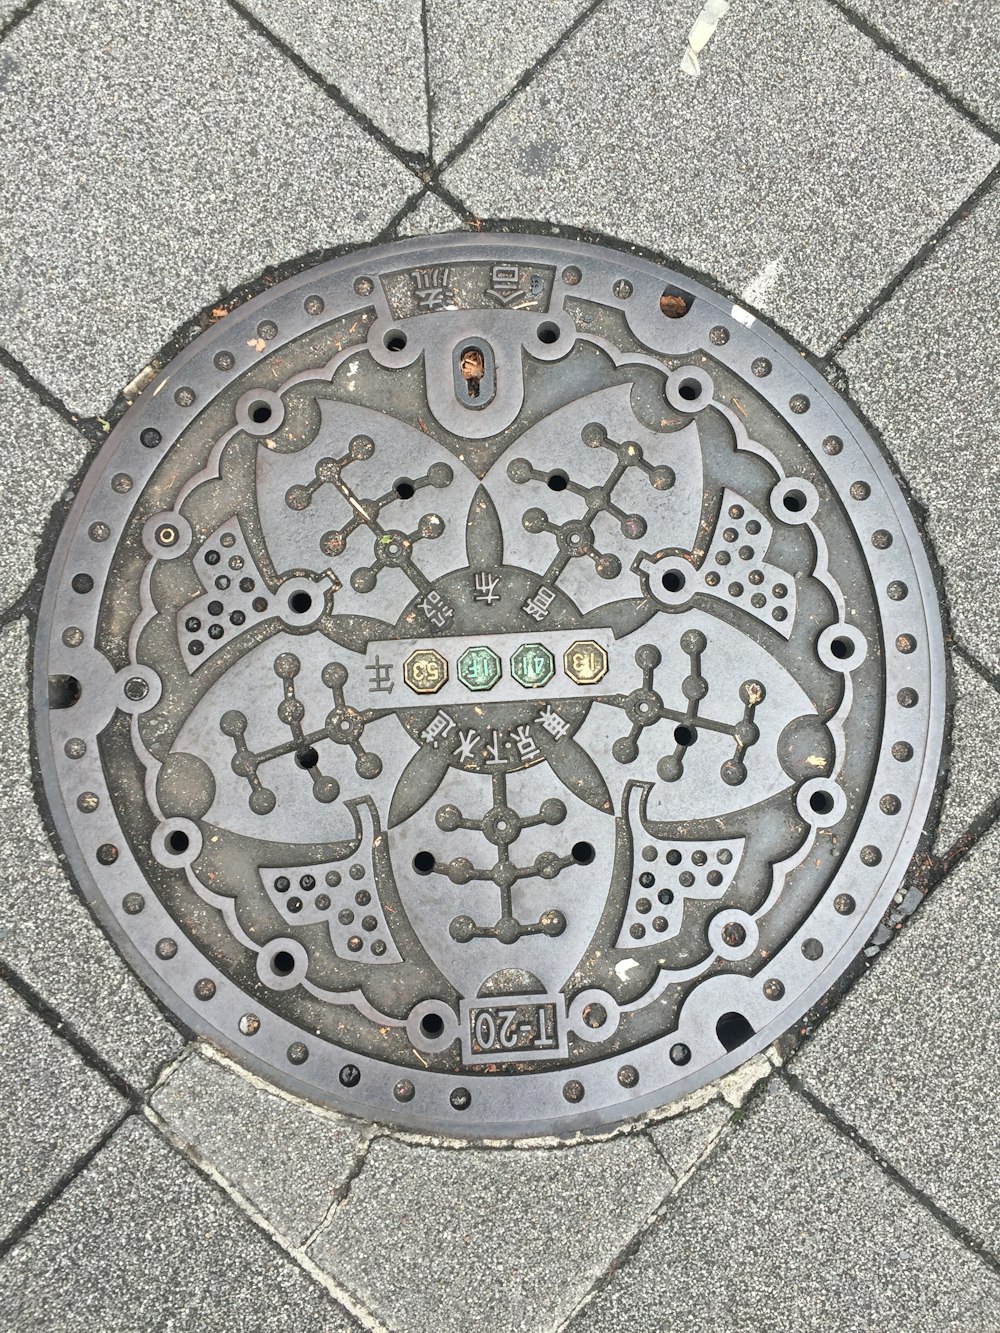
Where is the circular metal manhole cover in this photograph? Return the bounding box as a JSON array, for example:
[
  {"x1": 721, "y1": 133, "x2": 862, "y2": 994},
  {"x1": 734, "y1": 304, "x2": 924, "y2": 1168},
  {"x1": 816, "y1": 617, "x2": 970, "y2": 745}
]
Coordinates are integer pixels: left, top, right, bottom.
[{"x1": 35, "y1": 236, "x2": 944, "y2": 1136}]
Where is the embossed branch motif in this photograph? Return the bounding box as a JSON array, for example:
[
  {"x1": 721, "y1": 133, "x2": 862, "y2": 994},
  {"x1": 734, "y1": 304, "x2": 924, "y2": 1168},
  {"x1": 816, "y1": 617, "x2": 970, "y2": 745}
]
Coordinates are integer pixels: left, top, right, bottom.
[
  {"x1": 603, "y1": 632, "x2": 765, "y2": 787},
  {"x1": 283, "y1": 430, "x2": 454, "y2": 596},
  {"x1": 219, "y1": 651, "x2": 392, "y2": 814},
  {"x1": 428, "y1": 771, "x2": 574, "y2": 945},
  {"x1": 507, "y1": 422, "x2": 673, "y2": 584}
]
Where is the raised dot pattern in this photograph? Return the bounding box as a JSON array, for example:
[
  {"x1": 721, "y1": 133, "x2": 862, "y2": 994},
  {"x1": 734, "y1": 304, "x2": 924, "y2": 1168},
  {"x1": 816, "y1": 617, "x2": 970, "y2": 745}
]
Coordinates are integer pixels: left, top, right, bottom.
[
  {"x1": 260, "y1": 860, "x2": 401, "y2": 963},
  {"x1": 614, "y1": 837, "x2": 745, "y2": 949},
  {"x1": 696, "y1": 490, "x2": 797, "y2": 639},
  {"x1": 177, "y1": 517, "x2": 271, "y2": 671}
]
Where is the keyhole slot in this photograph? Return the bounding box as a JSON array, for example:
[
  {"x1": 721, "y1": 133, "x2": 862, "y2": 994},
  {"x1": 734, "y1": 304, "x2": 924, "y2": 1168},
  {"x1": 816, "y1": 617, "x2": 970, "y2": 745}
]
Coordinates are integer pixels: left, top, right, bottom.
[
  {"x1": 453, "y1": 339, "x2": 496, "y2": 409},
  {"x1": 460, "y1": 346, "x2": 485, "y2": 398}
]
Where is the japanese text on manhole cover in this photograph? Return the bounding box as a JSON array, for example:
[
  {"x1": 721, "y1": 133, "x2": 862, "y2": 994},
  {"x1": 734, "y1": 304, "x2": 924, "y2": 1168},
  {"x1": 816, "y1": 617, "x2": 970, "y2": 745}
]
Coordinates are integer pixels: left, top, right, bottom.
[{"x1": 34, "y1": 236, "x2": 945, "y2": 1135}]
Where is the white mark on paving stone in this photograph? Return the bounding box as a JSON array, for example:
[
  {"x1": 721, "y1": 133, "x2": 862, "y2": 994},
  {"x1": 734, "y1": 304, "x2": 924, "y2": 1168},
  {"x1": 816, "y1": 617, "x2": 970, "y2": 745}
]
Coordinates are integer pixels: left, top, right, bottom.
[
  {"x1": 680, "y1": 0, "x2": 730, "y2": 77},
  {"x1": 741, "y1": 256, "x2": 784, "y2": 308}
]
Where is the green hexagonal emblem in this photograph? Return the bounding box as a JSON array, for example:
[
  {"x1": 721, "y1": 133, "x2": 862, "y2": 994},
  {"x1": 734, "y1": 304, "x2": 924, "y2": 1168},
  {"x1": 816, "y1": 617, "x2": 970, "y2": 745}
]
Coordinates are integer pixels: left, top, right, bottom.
[
  {"x1": 511, "y1": 642, "x2": 555, "y2": 689},
  {"x1": 457, "y1": 644, "x2": 502, "y2": 692}
]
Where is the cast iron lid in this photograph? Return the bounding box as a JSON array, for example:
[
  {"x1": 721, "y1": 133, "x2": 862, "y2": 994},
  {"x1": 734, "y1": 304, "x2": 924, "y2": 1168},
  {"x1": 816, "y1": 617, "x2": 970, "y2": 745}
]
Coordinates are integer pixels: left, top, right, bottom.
[{"x1": 34, "y1": 235, "x2": 945, "y2": 1136}]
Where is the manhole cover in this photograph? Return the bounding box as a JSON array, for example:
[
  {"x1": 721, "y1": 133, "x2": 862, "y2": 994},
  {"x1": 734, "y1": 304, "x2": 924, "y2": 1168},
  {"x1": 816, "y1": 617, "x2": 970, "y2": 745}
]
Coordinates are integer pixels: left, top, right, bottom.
[{"x1": 35, "y1": 236, "x2": 945, "y2": 1136}]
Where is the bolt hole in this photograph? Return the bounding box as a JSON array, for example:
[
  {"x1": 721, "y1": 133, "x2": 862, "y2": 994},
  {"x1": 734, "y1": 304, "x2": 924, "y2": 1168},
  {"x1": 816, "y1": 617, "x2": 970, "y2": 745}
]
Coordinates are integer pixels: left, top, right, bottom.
[
  {"x1": 295, "y1": 746, "x2": 319, "y2": 770},
  {"x1": 830, "y1": 636, "x2": 854, "y2": 660},
  {"x1": 809, "y1": 789, "x2": 835, "y2": 815},
  {"x1": 547, "y1": 470, "x2": 569, "y2": 492},
  {"x1": 782, "y1": 489, "x2": 807, "y2": 514},
  {"x1": 660, "y1": 287, "x2": 691, "y2": 318},
  {"x1": 271, "y1": 950, "x2": 295, "y2": 977},
  {"x1": 716, "y1": 1011, "x2": 755, "y2": 1051},
  {"x1": 250, "y1": 401, "x2": 272, "y2": 424},
  {"x1": 661, "y1": 568, "x2": 686, "y2": 593},
  {"x1": 48, "y1": 674, "x2": 82, "y2": 709},
  {"x1": 413, "y1": 850, "x2": 435, "y2": 875},
  {"x1": 420, "y1": 1012, "x2": 445, "y2": 1039},
  {"x1": 721, "y1": 922, "x2": 746, "y2": 948},
  {"x1": 673, "y1": 724, "x2": 697, "y2": 747},
  {"x1": 677, "y1": 378, "x2": 702, "y2": 402},
  {"x1": 394, "y1": 479, "x2": 415, "y2": 500},
  {"x1": 71, "y1": 573, "x2": 94, "y2": 594},
  {"x1": 572, "y1": 841, "x2": 595, "y2": 865},
  {"x1": 167, "y1": 829, "x2": 190, "y2": 854},
  {"x1": 288, "y1": 590, "x2": 313, "y2": 615},
  {"x1": 537, "y1": 321, "x2": 560, "y2": 345},
  {"x1": 384, "y1": 329, "x2": 407, "y2": 352}
]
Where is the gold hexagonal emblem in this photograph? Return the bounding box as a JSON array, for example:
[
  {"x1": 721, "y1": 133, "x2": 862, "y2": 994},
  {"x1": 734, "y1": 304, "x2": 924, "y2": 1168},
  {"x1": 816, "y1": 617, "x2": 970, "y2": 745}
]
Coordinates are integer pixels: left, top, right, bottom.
[
  {"x1": 403, "y1": 648, "x2": 448, "y2": 694},
  {"x1": 564, "y1": 639, "x2": 608, "y2": 686}
]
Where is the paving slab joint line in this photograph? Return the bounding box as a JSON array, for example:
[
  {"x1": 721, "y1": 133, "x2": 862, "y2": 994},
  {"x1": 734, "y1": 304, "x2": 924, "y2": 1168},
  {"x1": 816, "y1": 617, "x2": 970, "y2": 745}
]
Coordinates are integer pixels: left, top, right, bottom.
[
  {"x1": 953, "y1": 639, "x2": 1000, "y2": 700},
  {"x1": 144, "y1": 1042, "x2": 196, "y2": 1099},
  {"x1": 419, "y1": 0, "x2": 434, "y2": 163},
  {"x1": 644, "y1": 1104, "x2": 736, "y2": 1184},
  {"x1": 934, "y1": 786, "x2": 1000, "y2": 879},
  {"x1": 142, "y1": 1104, "x2": 387, "y2": 1333},
  {"x1": 782, "y1": 1068, "x2": 1000, "y2": 1278},
  {"x1": 552, "y1": 1128, "x2": 724, "y2": 1333},
  {"x1": 424, "y1": 179, "x2": 485, "y2": 230},
  {"x1": 0, "y1": 343, "x2": 105, "y2": 446},
  {"x1": 0, "y1": 1108, "x2": 132, "y2": 1263},
  {"x1": 48, "y1": 192, "x2": 429, "y2": 437},
  {"x1": 0, "y1": 956, "x2": 140, "y2": 1105},
  {"x1": 388, "y1": 184, "x2": 440, "y2": 236},
  {"x1": 823, "y1": 0, "x2": 1000, "y2": 146},
  {"x1": 223, "y1": 0, "x2": 430, "y2": 179},
  {"x1": 431, "y1": 0, "x2": 609, "y2": 179},
  {"x1": 0, "y1": 0, "x2": 42, "y2": 43},
  {"x1": 0, "y1": 600, "x2": 29, "y2": 630},
  {"x1": 552, "y1": 1181, "x2": 673, "y2": 1332},
  {"x1": 300, "y1": 1135, "x2": 377, "y2": 1250},
  {"x1": 555, "y1": 1079, "x2": 774, "y2": 1332},
  {"x1": 825, "y1": 160, "x2": 1000, "y2": 360}
]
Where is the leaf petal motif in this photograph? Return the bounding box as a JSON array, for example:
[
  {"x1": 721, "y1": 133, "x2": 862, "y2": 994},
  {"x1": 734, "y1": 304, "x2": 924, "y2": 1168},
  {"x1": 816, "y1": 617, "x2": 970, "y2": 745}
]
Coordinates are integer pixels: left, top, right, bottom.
[
  {"x1": 543, "y1": 735, "x2": 614, "y2": 814},
  {"x1": 388, "y1": 744, "x2": 453, "y2": 828},
  {"x1": 465, "y1": 484, "x2": 505, "y2": 570}
]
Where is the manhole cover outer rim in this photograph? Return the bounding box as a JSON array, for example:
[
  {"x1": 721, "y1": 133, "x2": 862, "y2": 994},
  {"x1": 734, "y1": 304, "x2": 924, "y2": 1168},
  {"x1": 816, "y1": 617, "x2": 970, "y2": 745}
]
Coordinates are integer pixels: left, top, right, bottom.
[{"x1": 32, "y1": 233, "x2": 947, "y2": 1138}]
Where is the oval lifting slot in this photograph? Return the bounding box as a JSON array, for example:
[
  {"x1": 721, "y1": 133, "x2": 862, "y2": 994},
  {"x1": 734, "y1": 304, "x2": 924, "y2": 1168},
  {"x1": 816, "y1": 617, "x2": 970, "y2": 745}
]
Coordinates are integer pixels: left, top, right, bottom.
[{"x1": 453, "y1": 339, "x2": 496, "y2": 409}]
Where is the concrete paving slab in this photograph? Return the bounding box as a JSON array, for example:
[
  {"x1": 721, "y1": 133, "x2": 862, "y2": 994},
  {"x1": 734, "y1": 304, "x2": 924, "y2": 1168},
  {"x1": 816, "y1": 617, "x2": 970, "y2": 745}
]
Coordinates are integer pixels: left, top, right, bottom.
[
  {"x1": 847, "y1": 0, "x2": 1000, "y2": 131},
  {"x1": 443, "y1": 0, "x2": 998, "y2": 352},
  {"x1": 934, "y1": 652, "x2": 1000, "y2": 855},
  {"x1": 0, "y1": 368, "x2": 88, "y2": 613},
  {"x1": 309, "y1": 1132, "x2": 671, "y2": 1332},
  {"x1": 0, "y1": 0, "x2": 416, "y2": 417},
  {"x1": 151, "y1": 1048, "x2": 368, "y2": 1248},
  {"x1": 240, "y1": 0, "x2": 429, "y2": 155},
  {"x1": 394, "y1": 190, "x2": 468, "y2": 237},
  {"x1": 793, "y1": 822, "x2": 1000, "y2": 1256},
  {"x1": 571, "y1": 1080, "x2": 1000, "y2": 1333},
  {"x1": 0, "y1": 979, "x2": 125, "y2": 1241},
  {"x1": 0, "y1": 620, "x2": 183, "y2": 1088},
  {"x1": 840, "y1": 184, "x2": 1000, "y2": 676},
  {"x1": 427, "y1": 0, "x2": 592, "y2": 155},
  {"x1": 0, "y1": 1116, "x2": 353, "y2": 1332},
  {"x1": 648, "y1": 1098, "x2": 733, "y2": 1180}
]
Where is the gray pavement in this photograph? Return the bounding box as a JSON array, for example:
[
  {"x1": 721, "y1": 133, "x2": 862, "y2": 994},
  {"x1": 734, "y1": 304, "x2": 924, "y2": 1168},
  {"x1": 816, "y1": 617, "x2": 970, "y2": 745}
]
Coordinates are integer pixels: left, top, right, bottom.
[{"x1": 2, "y1": 1, "x2": 1000, "y2": 1329}]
